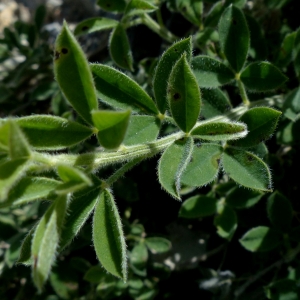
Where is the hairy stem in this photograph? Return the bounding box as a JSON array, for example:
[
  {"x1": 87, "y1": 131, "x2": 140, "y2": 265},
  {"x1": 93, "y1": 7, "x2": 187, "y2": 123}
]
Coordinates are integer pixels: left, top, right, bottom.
[{"x1": 237, "y1": 79, "x2": 250, "y2": 106}]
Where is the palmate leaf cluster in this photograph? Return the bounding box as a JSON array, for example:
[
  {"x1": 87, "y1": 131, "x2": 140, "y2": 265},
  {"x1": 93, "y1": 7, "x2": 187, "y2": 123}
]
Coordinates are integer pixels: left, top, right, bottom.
[{"x1": 1, "y1": 0, "x2": 300, "y2": 299}]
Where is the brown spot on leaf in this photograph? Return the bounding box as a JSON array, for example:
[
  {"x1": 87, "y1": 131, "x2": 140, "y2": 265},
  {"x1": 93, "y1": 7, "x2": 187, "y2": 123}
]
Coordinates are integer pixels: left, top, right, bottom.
[
  {"x1": 62, "y1": 48, "x2": 68, "y2": 54},
  {"x1": 82, "y1": 26, "x2": 89, "y2": 31},
  {"x1": 173, "y1": 92, "x2": 181, "y2": 100},
  {"x1": 232, "y1": 19, "x2": 237, "y2": 25}
]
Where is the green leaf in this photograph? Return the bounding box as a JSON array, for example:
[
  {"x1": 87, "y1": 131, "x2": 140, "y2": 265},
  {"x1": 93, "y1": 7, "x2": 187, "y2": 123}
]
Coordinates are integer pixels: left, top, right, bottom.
[
  {"x1": 282, "y1": 87, "x2": 300, "y2": 122},
  {"x1": 181, "y1": 143, "x2": 222, "y2": 187},
  {"x1": 32, "y1": 195, "x2": 68, "y2": 291},
  {"x1": 245, "y1": 14, "x2": 267, "y2": 60},
  {"x1": 0, "y1": 158, "x2": 29, "y2": 202},
  {"x1": 0, "y1": 121, "x2": 10, "y2": 152},
  {"x1": 109, "y1": 24, "x2": 133, "y2": 71},
  {"x1": 204, "y1": 1, "x2": 224, "y2": 28},
  {"x1": 10, "y1": 116, "x2": 93, "y2": 150},
  {"x1": 91, "y1": 64, "x2": 158, "y2": 115},
  {"x1": 218, "y1": 5, "x2": 249, "y2": 72},
  {"x1": 267, "y1": 192, "x2": 293, "y2": 232},
  {"x1": 176, "y1": 0, "x2": 203, "y2": 26},
  {"x1": 265, "y1": 279, "x2": 298, "y2": 300},
  {"x1": 277, "y1": 119, "x2": 300, "y2": 145},
  {"x1": 130, "y1": 242, "x2": 148, "y2": 276},
  {"x1": 0, "y1": 177, "x2": 60, "y2": 209},
  {"x1": 201, "y1": 88, "x2": 231, "y2": 119},
  {"x1": 214, "y1": 203, "x2": 237, "y2": 240},
  {"x1": 276, "y1": 32, "x2": 297, "y2": 67},
  {"x1": 84, "y1": 265, "x2": 107, "y2": 283},
  {"x1": 93, "y1": 189, "x2": 127, "y2": 281},
  {"x1": 60, "y1": 181, "x2": 101, "y2": 250},
  {"x1": 92, "y1": 110, "x2": 131, "y2": 149},
  {"x1": 54, "y1": 21, "x2": 98, "y2": 125},
  {"x1": 240, "y1": 62, "x2": 288, "y2": 92},
  {"x1": 230, "y1": 107, "x2": 281, "y2": 148},
  {"x1": 179, "y1": 195, "x2": 218, "y2": 218},
  {"x1": 153, "y1": 37, "x2": 192, "y2": 114},
  {"x1": 145, "y1": 237, "x2": 171, "y2": 254},
  {"x1": 124, "y1": 0, "x2": 158, "y2": 18},
  {"x1": 123, "y1": 115, "x2": 160, "y2": 146},
  {"x1": 191, "y1": 121, "x2": 247, "y2": 141},
  {"x1": 222, "y1": 148, "x2": 272, "y2": 191},
  {"x1": 192, "y1": 56, "x2": 234, "y2": 88},
  {"x1": 226, "y1": 187, "x2": 263, "y2": 209},
  {"x1": 97, "y1": 0, "x2": 127, "y2": 12},
  {"x1": 158, "y1": 137, "x2": 194, "y2": 200},
  {"x1": 8, "y1": 121, "x2": 31, "y2": 159},
  {"x1": 167, "y1": 54, "x2": 201, "y2": 132},
  {"x1": 239, "y1": 226, "x2": 280, "y2": 252},
  {"x1": 57, "y1": 165, "x2": 92, "y2": 185},
  {"x1": 18, "y1": 225, "x2": 35, "y2": 265},
  {"x1": 74, "y1": 17, "x2": 119, "y2": 36}
]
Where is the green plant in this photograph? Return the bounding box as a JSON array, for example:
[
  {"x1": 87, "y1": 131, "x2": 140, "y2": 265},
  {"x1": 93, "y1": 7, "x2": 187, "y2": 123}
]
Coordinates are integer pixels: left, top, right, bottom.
[{"x1": 1, "y1": 0, "x2": 300, "y2": 299}]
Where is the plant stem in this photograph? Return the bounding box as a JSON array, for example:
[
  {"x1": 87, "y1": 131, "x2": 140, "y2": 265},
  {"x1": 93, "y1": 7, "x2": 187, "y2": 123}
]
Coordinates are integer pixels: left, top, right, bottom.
[
  {"x1": 141, "y1": 14, "x2": 178, "y2": 43},
  {"x1": 237, "y1": 79, "x2": 250, "y2": 106},
  {"x1": 33, "y1": 131, "x2": 184, "y2": 170}
]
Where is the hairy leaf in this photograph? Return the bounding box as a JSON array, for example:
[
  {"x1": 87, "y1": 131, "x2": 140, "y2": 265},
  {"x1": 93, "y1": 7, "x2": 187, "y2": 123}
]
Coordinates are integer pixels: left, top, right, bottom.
[
  {"x1": 191, "y1": 121, "x2": 247, "y2": 141},
  {"x1": 124, "y1": 0, "x2": 157, "y2": 18},
  {"x1": 167, "y1": 54, "x2": 201, "y2": 132},
  {"x1": 218, "y1": 5, "x2": 249, "y2": 72},
  {"x1": 109, "y1": 24, "x2": 133, "y2": 71},
  {"x1": 91, "y1": 64, "x2": 158, "y2": 115},
  {"x1": 222, "y1": 148, "x2": 272, "y2": 191},
  {"x1": 10, "y1": 116, "x2": 93, "y2": 150},
  {"x1": 74, "y1": 17, "x2": 118, "y2": 36},
  {"x1": 60, "y1": 179, "x2": 101, "y2": 250},
  {"x1": 158, "y1": 137, "x2": 194, "y2": 200},
  {"x1": 123, "y1": 115, "x2": 160, "y2": 146},
  {"x1": 230, "y1": 107, "x2": 281, "y2": 148},
  {"x1": 92, "y1": 110, "x2": 131, "y2": 149},
  {"x1": 93, "y1": 189, "x2": 127, "y2": 281},
  {"x1": 0, "y1": 177, "x2": 60, "y2": 208},
  {"x1": 192, "y1": 56, "x2": 234, "y2": 87},
  {"x1": 201, "y1": 88, "x2": 231, "y2": 119},
  {"x1": 153, "y1": 37, "x2": 192, "y2": 113},
  {"x1": 32, "y1": 195, "x2": 68, "y2": 291},
  {"x1": 240, "y1": 62, "x2": 288, "y2": 91},
  {"x1": 181, "y1": 143, "x2": 222, "y2": 187},
  {"x1": 54, "y1": 21, "x2": 98, "y2": 124}
]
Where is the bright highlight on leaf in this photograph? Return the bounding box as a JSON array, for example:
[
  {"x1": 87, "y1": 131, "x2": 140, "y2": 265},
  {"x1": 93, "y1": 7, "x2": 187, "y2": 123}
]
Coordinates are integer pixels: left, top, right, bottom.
[
  {"x1": 167, "y1": 54, "x2": 201, "y2": 132},
  {"x1": 93, "y1": 189, "x2": 127, "y2": 281},
  {"x1": 92, "y1": 110, "x2": 131, "y2": 149},
  {"x1": 153, "y1": 37, "x2": 192, "y2": 113},
  {"x1": 54, "y1": 21, "x2": 98, "y2": 125}
]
